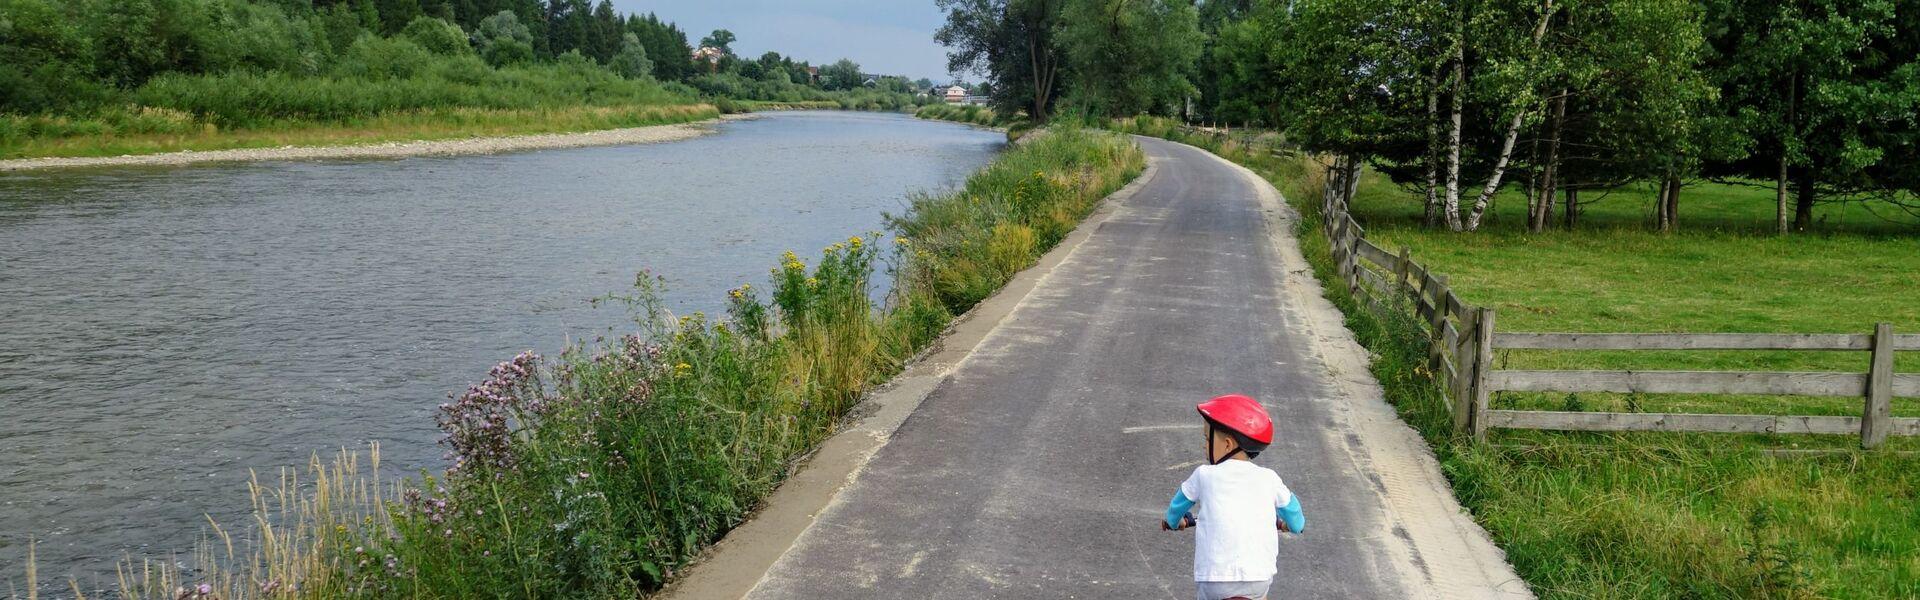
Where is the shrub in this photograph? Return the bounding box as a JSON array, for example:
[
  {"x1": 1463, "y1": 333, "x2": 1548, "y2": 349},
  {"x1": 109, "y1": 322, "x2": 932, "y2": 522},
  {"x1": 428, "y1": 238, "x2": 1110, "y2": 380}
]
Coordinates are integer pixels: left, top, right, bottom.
[
  {"x1": 333, "y1": 35, "x2": 437, "y2": 80},
  {"x1": 401, "y1": 16, "x2": 469, "y2": 56},
  {"x1": 609, "y1": 33, "x2": 654, "y2": 80}
]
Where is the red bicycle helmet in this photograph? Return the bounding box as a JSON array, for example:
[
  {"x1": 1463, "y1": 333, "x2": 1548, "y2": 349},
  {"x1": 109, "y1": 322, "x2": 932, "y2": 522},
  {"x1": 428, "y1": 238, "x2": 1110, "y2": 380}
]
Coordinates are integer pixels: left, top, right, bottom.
[{"x1": 1197, "y1": 394, "x2": 1273, "y2": 461}]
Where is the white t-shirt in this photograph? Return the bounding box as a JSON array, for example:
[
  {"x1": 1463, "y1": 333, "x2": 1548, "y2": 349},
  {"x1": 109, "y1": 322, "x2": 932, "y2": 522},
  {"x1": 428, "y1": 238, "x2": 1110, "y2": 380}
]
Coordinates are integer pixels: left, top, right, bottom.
[{"x1": 1179, "y1": 460, "x2": 1293, "y2": 582}]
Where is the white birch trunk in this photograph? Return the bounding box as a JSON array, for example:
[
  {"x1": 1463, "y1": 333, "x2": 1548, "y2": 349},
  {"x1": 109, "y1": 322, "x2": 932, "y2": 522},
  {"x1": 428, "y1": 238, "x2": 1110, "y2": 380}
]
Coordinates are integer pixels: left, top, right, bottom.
[
  {"x1": 1424, "y1": 71, "x2": 1441, "y2": 227},
  {"x1": 1444, "y1": 56, "x2": 1465, "y2": 232},
  {"x1": 1464, "y1": 0, "x2": 1557, "y2": 232}
]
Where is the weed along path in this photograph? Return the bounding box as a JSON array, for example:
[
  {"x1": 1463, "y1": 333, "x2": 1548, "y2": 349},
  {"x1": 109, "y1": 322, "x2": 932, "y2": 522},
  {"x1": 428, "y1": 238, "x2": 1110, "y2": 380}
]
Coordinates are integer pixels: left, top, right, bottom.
[{"x1": 672, "y1": 137, "x2": 1530, "y2": 598}]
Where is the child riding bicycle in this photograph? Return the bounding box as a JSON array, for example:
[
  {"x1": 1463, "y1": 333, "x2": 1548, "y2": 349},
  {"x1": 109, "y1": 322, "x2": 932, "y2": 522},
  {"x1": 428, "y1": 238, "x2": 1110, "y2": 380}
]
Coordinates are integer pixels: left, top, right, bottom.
[{"x1": 1160, "y1": 394, "x2": 1306, "y2": 600}]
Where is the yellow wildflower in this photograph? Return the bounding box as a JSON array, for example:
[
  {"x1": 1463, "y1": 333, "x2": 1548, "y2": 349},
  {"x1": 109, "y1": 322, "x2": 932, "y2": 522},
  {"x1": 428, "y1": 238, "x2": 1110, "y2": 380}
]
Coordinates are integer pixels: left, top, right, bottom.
[
  {"x1": 848, "y1": 235, "x2": 864, "y2": 249},
  {"x1": 674, "y1": 362, "x2": 692, "y2": 377},
  {"x1": 805, "y1": 277, "x2": 819, "y2": 287}
]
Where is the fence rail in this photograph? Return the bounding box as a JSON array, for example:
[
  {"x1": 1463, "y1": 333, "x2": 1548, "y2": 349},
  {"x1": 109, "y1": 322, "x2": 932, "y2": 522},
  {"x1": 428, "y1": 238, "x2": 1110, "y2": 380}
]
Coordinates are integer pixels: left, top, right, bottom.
[{"x1": 1316, "y1": 179, "x2": 1915, "y2": 448}]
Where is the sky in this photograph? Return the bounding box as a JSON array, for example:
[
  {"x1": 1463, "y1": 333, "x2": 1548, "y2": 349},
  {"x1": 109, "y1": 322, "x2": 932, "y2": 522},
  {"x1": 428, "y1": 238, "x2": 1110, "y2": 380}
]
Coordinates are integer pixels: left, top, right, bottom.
[{"x1": 609, "y1": 1, "x2": 960, "y2": 83}]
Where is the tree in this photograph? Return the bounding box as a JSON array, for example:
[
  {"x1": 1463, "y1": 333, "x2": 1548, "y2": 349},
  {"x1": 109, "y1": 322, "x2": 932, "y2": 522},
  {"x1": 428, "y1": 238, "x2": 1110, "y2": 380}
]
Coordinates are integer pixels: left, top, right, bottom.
[
  {"x1": 545, "y1": 0, "x2": 593, "y2": 58},
  {"x1": 700, "y1": 28, "x2": 734, "y2": 53},
  {"x1": 626, "y1": 12, "x2": 693, "y2": 81},
  {"x1": 402, "y1": 16, "x2": 471, "y2": 56},
  {"x1": 585, "y1": 0, "x2": 620, "y2": 63},
  {"x1": 473, "y1": 10, "x2": 535, "y2": 65},
  {"x1": 936, "y1": 0, "x2": 1067, "y2": 119},
  {"x1": 1191, "y1": 0, "x2": 1255, "y2": 122},
  {"x1": 609, "y1": 31, "x2": 652, "y2": 78},
  {"x1": 819, "y1": 58, "x2": 864, "y2": 90},
  {"x1": 1056, "y1": 0, "x2": 1204, "y2": 117},
  {"x1": 1701, "y1": 0, "x2": 1920, "y2": 232}
]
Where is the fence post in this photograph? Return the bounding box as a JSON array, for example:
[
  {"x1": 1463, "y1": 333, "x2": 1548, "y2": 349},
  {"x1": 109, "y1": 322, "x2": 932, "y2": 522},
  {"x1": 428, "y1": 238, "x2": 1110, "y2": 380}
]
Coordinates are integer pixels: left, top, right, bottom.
[
  {"x1": 1336, "y1": 216, "x2": 1351, "y2": 271},
  {"x1": 1426, "y1": 274, "x2": 1449, "y2": 374},
  {"x1": 1344, "y1": 221, "x2": 1362, "y2": 296},
  {"x1": 1469, "y1": 307, "x2": 1497, "y2": 442},
  {"x1": 1394, "y1": 247, "x2": 1412, "y2": 300},
  {"x1": 1863, "y1": 322, "x2": 1894, "y2": 449}
]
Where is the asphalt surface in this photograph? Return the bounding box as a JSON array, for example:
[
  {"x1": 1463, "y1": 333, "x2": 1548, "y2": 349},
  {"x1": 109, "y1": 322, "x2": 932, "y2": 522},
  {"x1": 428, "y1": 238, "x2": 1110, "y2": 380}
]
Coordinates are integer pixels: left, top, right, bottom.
[{"x1": 747, "y1": 137, "x2": 1521, "y2": 599}]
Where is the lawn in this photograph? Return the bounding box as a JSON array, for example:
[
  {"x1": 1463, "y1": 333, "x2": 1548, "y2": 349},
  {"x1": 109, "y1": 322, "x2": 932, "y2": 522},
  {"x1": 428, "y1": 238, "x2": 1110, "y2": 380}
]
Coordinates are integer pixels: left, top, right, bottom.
[
  {"x1": 1340, "y1": 172, "x2": 1920, "y2": 599},
  {"x1": 1112, "y1": 118, "x2": 1920, "y2": 599}
]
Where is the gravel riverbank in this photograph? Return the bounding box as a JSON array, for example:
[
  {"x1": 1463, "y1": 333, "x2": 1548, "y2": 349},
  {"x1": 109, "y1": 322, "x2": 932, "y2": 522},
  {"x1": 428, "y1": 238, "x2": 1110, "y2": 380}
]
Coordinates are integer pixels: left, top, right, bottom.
[{"x1": 0, "y1": 116, "x2": 748, "y2": 172}]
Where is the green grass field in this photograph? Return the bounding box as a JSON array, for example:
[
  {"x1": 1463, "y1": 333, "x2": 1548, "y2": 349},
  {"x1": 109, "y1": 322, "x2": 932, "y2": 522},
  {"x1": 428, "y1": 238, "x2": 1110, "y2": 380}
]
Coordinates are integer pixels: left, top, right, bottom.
[
  {"x1": 1342, "y1": 172, "x2": 1920, "y2": 600},
  {"x1": 1111, "y1": 117, "x2": 1920, "y2": 599}
]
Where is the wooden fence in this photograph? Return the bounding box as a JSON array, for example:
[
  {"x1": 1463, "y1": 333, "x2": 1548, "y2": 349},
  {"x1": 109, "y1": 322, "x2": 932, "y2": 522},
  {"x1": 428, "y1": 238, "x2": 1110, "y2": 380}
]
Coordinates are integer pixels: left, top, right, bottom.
[{"x1": 1318, "y1": 188, "x2": 1919, "y2": 448}]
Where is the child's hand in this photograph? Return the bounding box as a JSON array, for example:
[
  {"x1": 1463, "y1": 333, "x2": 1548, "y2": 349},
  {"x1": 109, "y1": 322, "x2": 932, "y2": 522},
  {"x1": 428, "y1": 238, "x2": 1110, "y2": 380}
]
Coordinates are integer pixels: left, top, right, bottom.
[
  {"x1": 1161, "y1": 514, "x2": 1195, "y2": 531},
  {"x1": 1277, "y1": 519, "x2": 1290, "y2": 533}
]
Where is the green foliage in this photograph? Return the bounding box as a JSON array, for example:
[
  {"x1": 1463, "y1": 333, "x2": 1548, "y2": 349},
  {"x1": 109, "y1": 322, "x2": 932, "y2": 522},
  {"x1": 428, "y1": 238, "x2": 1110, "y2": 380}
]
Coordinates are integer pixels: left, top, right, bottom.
[
  {"x1": 699, "y1": 28, "x2": 734, "y2": 53},
  {"x1": 818, "y1": 58, "x2": 865, "y2": 91},
  {"x1": 915, "y1": 103, "x2": 1016, "y2": 128},
  {"x1": 1056, "y1": 0, "x2": 1204, "y2": 117},
  {"x1": 609, "y1": 32, "x2": 652, "y2": 80},
  {"x1": 401, "y1": 16, "x2": 468, "y2": 56},
  {"x1": 936, "y1": 0, "x2": 1069, "y2": 119},
  {"x1": 474, "y1": 10, "x2": 534, "y2": 66},
  {"x1": 1161, "y1": 0, "x2": 1920, "y2": 230},
  {"x1": 890, "y1": 126, "x2": 1146, "y2": 312}
]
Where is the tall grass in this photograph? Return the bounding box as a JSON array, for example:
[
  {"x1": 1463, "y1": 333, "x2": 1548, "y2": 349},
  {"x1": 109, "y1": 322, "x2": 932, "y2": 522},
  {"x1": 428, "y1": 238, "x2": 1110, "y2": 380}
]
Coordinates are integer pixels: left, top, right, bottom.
[
  {"x1": 914, "y1": 104, "x2": 1011, "y2": 128},
  {"x1": 2, "y1": 104, "x2": 720, "y2": 159},
  {"x1": 1116, "y1": 116, "x2": 1920, "y2": 598},
  {"x1": 15, "y1": 126, "x2": 1143, "y2": 599},
  {"x1": 0, "y1": 53, "x2": 712, "y2": 159}
]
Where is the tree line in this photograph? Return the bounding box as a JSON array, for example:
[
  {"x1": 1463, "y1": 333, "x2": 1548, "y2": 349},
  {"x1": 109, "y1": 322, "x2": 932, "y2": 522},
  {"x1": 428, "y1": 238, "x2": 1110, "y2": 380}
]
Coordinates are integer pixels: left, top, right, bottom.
[
  {"x1": 940, "y1": 0, "x2": 1920, "y2": 232},
  {"x1": 0, "y1": 0, "x2": 935, "y2": 129}
]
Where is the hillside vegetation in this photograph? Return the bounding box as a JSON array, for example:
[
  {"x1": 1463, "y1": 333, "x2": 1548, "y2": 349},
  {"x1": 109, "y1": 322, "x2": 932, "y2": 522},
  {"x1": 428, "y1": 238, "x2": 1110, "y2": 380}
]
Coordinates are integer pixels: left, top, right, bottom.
[{"x1": 0, "y1": 0, "x2": 938, "y2": 158}]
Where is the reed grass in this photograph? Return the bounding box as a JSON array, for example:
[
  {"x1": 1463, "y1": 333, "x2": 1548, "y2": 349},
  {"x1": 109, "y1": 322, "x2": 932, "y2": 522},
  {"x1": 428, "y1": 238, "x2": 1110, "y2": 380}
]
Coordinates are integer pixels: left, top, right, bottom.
[
  {"x1": 913, "y1": 104, "x2": 1013, "y2": 128},
  {"x1": 2, "y1": 104, "x2": 720, "y2": 159},
  {"x1": 11, "y1": 126, "x2": 1143, "y2": 599}
]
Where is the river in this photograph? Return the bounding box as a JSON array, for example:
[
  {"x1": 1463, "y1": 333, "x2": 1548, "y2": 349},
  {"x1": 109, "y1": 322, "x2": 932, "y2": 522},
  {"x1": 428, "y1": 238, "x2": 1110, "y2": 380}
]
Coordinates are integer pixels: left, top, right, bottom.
[{"x1": 0, "y1": 111, "x2": 1004, "y2": 588}]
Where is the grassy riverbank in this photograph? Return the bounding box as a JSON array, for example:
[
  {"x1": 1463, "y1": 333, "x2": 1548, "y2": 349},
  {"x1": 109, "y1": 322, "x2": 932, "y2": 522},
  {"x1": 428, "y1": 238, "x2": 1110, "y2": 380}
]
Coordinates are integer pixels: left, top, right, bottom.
[
  {"x1": 61, "y1": 126, "x2": 1142, "y2": 599},
  {"x1": 1109, "y1": 116, "x2": 1920, "y2": 599},
  {"x1": 2, "y1": 104, "x2": 720, "y2": 159},
  {"x1": 914, "y1": 104, "x2": 1039, "y2": 143},
  {"x1": 0, "y1": 0, "x2": 935, "y2": 161},
  {"x1": 914, "y1": 104, "x2": 1010, "y2": 127}
]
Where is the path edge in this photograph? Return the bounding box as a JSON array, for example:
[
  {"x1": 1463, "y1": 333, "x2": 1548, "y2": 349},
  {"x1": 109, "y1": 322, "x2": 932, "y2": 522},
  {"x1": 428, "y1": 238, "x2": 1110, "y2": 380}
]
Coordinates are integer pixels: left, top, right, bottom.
[{"x1": 657, "y1": 138, "x2": 1162, "y2": 600}]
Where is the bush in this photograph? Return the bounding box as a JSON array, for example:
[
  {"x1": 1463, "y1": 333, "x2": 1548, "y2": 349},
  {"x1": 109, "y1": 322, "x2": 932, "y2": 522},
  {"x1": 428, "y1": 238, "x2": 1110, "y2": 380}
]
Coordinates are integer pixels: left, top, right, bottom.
[
  {"x1": 609, "y1": 33, "x2": 653, "y2": 80},
  {"x1": 333, "y1": 35, "x2": 437, "y2": 80},
  {"x1": 401, "y1": 16, "x2": 469, "y2": 56}
]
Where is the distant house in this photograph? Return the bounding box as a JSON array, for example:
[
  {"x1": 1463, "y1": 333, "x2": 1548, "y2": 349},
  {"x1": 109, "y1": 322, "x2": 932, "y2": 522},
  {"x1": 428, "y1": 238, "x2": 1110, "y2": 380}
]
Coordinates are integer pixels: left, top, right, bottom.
[
  {"x1": 806, "y1": 66, "x2": 820, "y2": 84},
  {"x1": 943, "y1": 85, "x2": 968, "y2": 103},
  {"x1": 691, "y1": 46, "x2": 728, "y2": 72}
]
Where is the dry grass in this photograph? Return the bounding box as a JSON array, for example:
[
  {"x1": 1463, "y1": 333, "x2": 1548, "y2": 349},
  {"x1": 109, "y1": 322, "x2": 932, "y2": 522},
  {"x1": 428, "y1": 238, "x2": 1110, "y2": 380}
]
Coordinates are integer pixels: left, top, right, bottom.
[{"x1": 2, "y1": 104, "x2": 720, "y2": 159}]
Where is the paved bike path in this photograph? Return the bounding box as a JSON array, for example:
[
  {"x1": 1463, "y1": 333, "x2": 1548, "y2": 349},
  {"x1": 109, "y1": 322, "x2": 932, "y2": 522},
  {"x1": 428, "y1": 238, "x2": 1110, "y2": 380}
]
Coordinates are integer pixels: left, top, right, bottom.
[{"x1": 747, "y1": 137, "x2": 1530, "y2": 599}]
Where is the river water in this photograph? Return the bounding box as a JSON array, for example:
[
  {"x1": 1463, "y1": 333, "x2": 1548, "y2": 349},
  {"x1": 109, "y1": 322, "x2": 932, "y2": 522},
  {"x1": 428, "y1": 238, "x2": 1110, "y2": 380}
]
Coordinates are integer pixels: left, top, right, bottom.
[{"x1": 0, "y1": 111, "x2": 1003, "y2": 588}]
